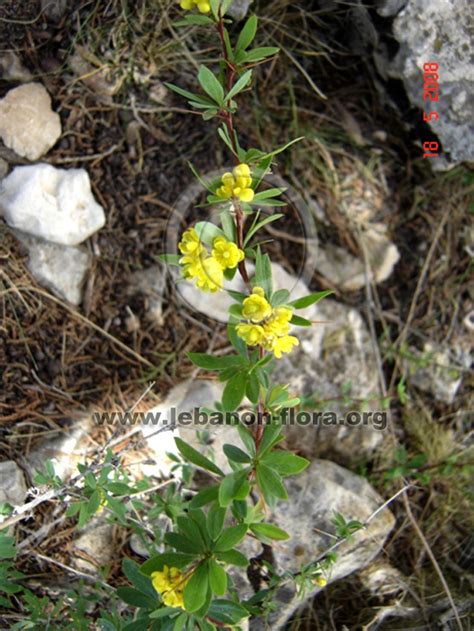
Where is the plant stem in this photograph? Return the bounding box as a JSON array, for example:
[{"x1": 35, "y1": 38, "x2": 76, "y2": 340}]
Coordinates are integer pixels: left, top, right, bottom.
[{"x1": 215, "y1": 10, "x2": 268, "y2": 454}]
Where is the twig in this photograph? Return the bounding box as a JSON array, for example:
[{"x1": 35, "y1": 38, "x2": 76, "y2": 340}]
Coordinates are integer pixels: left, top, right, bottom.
[
  {"x1": 402, "y1": 489, "x2": 463, "y2": 631},
  {"x1": 34, "y1": 553, "x2": 113, "y2": 591}
]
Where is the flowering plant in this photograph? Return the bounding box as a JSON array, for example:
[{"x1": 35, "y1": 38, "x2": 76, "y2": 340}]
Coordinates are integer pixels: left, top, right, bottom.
[{"x1": 131, "y1": 1, "x2": 333, "y2": 627}]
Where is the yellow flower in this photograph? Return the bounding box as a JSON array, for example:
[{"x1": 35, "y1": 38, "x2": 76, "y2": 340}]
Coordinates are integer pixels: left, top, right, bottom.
[
  {"x1": 178, "y1": 228, "x2": 223, "y2": 293},
  {"x1": 236, "y1": 323, "x2": 265, "y2": 346},
  {"x1": 263, "y1": 306, "x2": 293, "y2": 337},
  {"x1": 312, "y1": 575, "x2": 327, "y2": 587},
  {"x1": 216, "y1": 163, "x2": 254, "y2": 202},
  {"x1": 178, "y1": 227, "x2": 204, "y2": 257},
  {"x1": 271, "y1": 335, "x2": 299, "y2": 359},
  {"x1": 151, "y1": 565, "x2": 189, "y2": 609},
  {"x1": 95, "y1": 488, "x2": 108, "y2": 515},
  {"x1": 179, "y1": 0, "x2": 210, "y2": 13},
  {"x1": 212, "y1": 236, "x2": 244, "y2": 270},
  {"x1": 195, "y1": 256, "x2": 224, "y2": 293},
  {"x1": 242, "y1": 287, "x2": 272, "y2": 323}
]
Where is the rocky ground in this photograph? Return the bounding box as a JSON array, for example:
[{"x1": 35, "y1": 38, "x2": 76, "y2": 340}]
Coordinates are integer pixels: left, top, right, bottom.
[{"x1": 0, "y1": 0, "x2": 473, "y2": 629}]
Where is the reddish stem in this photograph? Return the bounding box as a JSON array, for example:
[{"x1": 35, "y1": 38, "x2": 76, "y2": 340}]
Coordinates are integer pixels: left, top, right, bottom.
[{"x1": 215, "y1": 11, "x2": 268, "y2": 455}]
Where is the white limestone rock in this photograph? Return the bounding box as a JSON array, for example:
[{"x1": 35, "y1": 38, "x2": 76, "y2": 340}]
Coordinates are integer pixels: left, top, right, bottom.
[
  {"x1": 389, "y1": 0, "x2": 474, "y2": 166},
  {"x1": 314, "y1": 226, "x2": 400, "y2": 291},
  {"x1": 16, "y1": 232, "x2": 90, "y2": 305},
  {"x1": 0, "y1": 461, "x2": 27, "y2": 509},
  {"x1": 227, "y1": 0, "x2": 253, "y2": 20},
  {"x1": 406, "y1": 342, "x2": 469, "y2": 405},
  {"x1": 0, "y1": 83, "x2": 61, "y2": 160},
  {"x1": 233, "y1": 460, "x2": 395, "y2": 630},
  {"x1": 0, "y1": 163, "x2": 106, "y2": 246},
  {"x1": 0, "y1": 52, "x2": 33, "y2": 82}
]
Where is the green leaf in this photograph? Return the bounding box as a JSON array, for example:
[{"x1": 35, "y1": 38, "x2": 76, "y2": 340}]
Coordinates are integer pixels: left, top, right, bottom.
[
  {"x1": 65, "y1": 502, "x2": 82, "y2": 518},
  {"x1": 175, "y1": 437, "x2": 224, "y2": 477},
  {"x1": 219, "y1": 207, "x2": 236, "y2": 241},
  {"x1": 207, "y1": 504, "x2": 226, "y2": 540},
  {"x1": 177, "y1": 515, "x2": 207, "y2": 549},
  {"x1": 164, "y1": 82, "x2": 215, "y2": 107},
  {"x1": 250, "y1": 523, "x2": 290, "y2": 542},
  {"x1": 122, "y1": 559, "x2": 156, "y2": 598},
  {"x1": 236, "y1": 423, "x2": 256, "y2": 455},
  {"x1": 236, "y1": 15, "x2": 258, "y2": 51},
  {"x1": 173, "y1": 14, "x2": 214, "y2": 26},
  {"x1": 214, "y1": 524, "x2": 247, "y2": 552},
  {"x1": 218, "y1": 470, "x2": 249, "y2": 507},
  {"x1": 87, "y1": 490, "x2": 101, "y2": 515},
  {"x1": 190, "y1": 485, "x2": 219, "y2": 508},
  {"x1": 226, "y1": 69, "x2": 252, "y2": 102},
  {"x1": 246, "y1": 374, "x2": 260, "y2": 404},
  {"x1": 207, "y1": 599, "x2": 249, "y2": 625},
  {"x1": 243, "y1": 213, "x2": 284, "y2": 247},
  {"x1": 202, "y1": 109, "x2": 219, "y2": 120},
  {"x1": 256, "y1": 463, "x2": 288, "y2": 503},
  {"x1": 149, "y1": 606, "x2": 179, "y2": 619},
  {"x1": 271, "y1": 289, "x2": 290, "y2": 306},
  {"x1": 198, "y1": 66, "x2": 225, "y2": 105},
  {"x1": 208, "y1": 559, "x2": 227, "y2": 596},
  {"x1": 183, "y1": 563, "x2": 209, "y2": 613},
  {"x1": 215, "y1": 549, "x2": 249, "y2": 567},
  {"x1": 239, "y1": 46, "x2": 279, "y2": 63},
  {"x1": 116, "y1": 587, "x2": 156, "y2": 609},
  {"x1": 0, "y1": 538, "x2": 15, "y2": 559},
  {"x1": 223, "y1": 444, "x2": 251, "y2": 464},
  {"x1": 222, "y1": 371, "x2": 248, "y2": 411},
  {"x1": 164, "y1": 532, "x2": 203, "y2": 555},
  {"x1": 262, "y1": 451, "x2": 310, "y2": 476},
  {"x1": 290, "y1": 314, "x2": 312, "y2": 327},
  {"x1": 252, "y1": 188, "x2": 286, "y2": 201},
  {"x1": 194, "y1": 221, "x2": 225, "y2": 246},
  {"x1": 254, "y1": 247, "x2": 272, "y2": 296},
  {"x1": 188, "y1": 352, "x2": 244, "y2": 371},
  {"x1": 257, "y1": 422, "x2": 283, "y2": 455},
  {"x1": 228, "y1": 320, "x2": 248, "y2": 358},
  {"x1": 290, "y1": 290, "x2": 333, "y2": 310},
  {"x1": 107, "y1": 482, "x2": 132, "y2": 495}
]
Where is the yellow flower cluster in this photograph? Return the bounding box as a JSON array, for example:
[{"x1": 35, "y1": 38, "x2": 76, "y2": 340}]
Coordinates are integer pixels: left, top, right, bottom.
[
  {"x1": 151, "y1": 565, "x2": 189, "y2": 609},
  {"x1": 179, "y1": 0, "x2": 210, "y2": 13},
  {"x1": 216, "y1": 163, "x2": 254, "y2": 203},
  {"x1": 95, "y1": 488, "x2": 108, "y2": 515},
  {"x1": 178, "y1": 228, "x2": 244, "y2": 293},
  {"x1": 236, "y1": 287, "x2": 299, "y2": 358}
]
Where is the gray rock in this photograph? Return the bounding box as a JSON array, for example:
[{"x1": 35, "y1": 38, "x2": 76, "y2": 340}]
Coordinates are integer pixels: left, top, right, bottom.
[
  {"x1": 128, "y1": 264, "x2": 166, "y2": 326},
  {"x1": 72, "y1": 516, "x2": 115, "y2": 573},
  {"x1": 359, "y1": 560, "x2": 406, "y2": 598},
  {"x1": 0, "y1": 461, "x2": 27, "y2": 508},
  {"x1": 375, "y1": 0, "x2": 407, "y2": 16},
  {"x1": 0, "y1": 158, "x2": 8, "y2": 180},
  {"x1": 406, "y1": 342, "x2": 470, "y2": 405},
  {"x1": 0, "y1": 84, "x2": 61, "y2": 160},
  {"x1": 389, "y1": 0, "x2": 474, "y2": 166},
  {"x1": 0, "y1": 52, "x2": 33, "y2": 82},
  {"x1": 41, "y1": 0, "x2": 68, "y2": 21},
  {"x1": 234, "y1": 460, "x2": 395, "y2": 630},
  {"x1": 227, "y1": 0, "x2": 253, "y2": 20},
  {"x1": 27, "y1": 421, "x2": 90, "y2": 482},
  {"x1": 313, "y1": 226, "x2": 400, "y2": 291},
  {"x1": 0, "y1": 163, "x2": 106, "y2": 246},
  {"x1": 15, "y1": 232, "x2": 91, "y2": 305}
]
